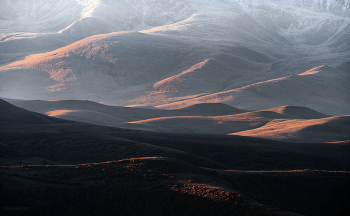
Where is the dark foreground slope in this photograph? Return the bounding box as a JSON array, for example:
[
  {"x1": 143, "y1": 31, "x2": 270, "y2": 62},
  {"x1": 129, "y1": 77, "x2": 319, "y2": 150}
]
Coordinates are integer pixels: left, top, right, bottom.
[
  {"x1": 1, "y1": 100, "x2": 349, "y2": 216},
  {"x1": 1, "y1": 158, "x2": 283, "y2": 216},
  {"x1": 0, "y1": 99, "x2": 68, "y2": 124}
]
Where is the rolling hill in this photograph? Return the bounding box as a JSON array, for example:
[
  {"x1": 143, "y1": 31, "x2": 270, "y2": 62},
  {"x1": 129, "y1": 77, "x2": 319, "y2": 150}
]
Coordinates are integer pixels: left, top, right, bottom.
[
  {"x1": 3, "y1": 98, "x2": 349, "y2": 143},
  {"x1": 0, "y1": 98, "x2": 66, "y2": 124},
  {"x1": 232, "y1": 115, "x2": 350, "y2": 143}
]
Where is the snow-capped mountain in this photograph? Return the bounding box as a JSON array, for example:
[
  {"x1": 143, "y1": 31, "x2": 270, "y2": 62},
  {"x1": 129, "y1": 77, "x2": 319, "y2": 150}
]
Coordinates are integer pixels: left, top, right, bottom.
[
  {"x1": 234, "y1": 0, "x2": 350, "y2": 16},
  {"x1": 1, "y1": 0, "x2": 349, "y2": 34},
  {"x1": 285, "y1": 0, "x2": 350, "y2": 17},
  {"x1": 0, "y1": 0, "x2": 195, "y2": 36},
  {"x1": 0, "y1": 0, "x2": 349, "y2": 115}
]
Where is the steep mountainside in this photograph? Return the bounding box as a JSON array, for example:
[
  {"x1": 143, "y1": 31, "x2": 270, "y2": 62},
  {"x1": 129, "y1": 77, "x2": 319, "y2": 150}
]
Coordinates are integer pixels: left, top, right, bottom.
[
  {"x1": 235, "y1": 0, "x2": 350, "y2": 16},
  {"x1": 0, "y1": 0, "x2": 349, "y2": 115},
  {"x1": 0, "y1": 0, "x2": 195, "y2": 35}
]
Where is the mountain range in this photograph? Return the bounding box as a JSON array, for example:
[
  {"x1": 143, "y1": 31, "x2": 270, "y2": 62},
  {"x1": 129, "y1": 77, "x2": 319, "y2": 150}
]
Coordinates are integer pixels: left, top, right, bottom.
[
  {"x1": 1, "y1": 0, "x2": 349, "y2": 116},
  {"x1": 4, "y1": 98, "x2": 350, "y2": 143}
]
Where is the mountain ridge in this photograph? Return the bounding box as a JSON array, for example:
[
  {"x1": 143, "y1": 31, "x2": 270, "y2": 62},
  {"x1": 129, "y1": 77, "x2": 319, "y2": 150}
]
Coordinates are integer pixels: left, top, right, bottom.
[
  {"x1": 4, "y1": 98, "x2": 349, "y2": 143},
  {"x1": 1, "y1": 0, "x2": 349, "y2": 116}
]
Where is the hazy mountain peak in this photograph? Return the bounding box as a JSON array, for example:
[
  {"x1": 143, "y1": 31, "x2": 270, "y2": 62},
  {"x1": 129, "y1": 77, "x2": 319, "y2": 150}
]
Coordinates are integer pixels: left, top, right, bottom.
[
  {"x1": 0, "y1": 0, "x2": 195, "y2": 35},
  {"x1": 233, "y1": 0, "x2": 350, "y2": 16},
  {"x1": 75, "y1": 0, "x2": 102, "y2": 20}
]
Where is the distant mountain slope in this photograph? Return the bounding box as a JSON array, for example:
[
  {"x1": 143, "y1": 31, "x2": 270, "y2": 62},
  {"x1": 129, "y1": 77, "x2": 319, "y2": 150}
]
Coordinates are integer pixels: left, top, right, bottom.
[
  {"x1": 232, "y1": 115, "x2": 350, "y2": 143},
  {"x1": 157, "y1": 65, "x2": 350, "y2": 116},
  {"x1": 0, "y1": 0, "x2": 194, "y2": 36},
  {"x1": 1, "y1": 31, "x2": 348, "y2": 115},
  {"x1": 235, "y1": 0, "x2": 350, "y2": 17},
  {"x1": 126, "y1": 110, "x2": 288, "y2": 134},
  {"x1": 0, "y1": 0, "x2": 349, "y2": 116},
  {"x1": 174, "y1": 103, "x2": 246, "y2": 115},
  {"x1": 126, "y1": 106, "x2": 334, "y2": 136},
  {"x1": 1, "y1": 0, "x2": 349, "y2": 34},
  {"x1": 0, "y1": 30, "x2": 281, "y2": 109},
  {"x1": 0, "y1": 0, "x2": 85, "y2": 33},
  {"x1": 285, "y1": 0, "x2": 350, "y2": 17},
  {"x1": 60, "y1": 0, "x2": 195, "y2": 39},
  {"x1": 267, "y1": 106, "x2": 330, "y2": 119},
  {"x1": 0, "y1": 32, "x2": 194, "y2": 100}
]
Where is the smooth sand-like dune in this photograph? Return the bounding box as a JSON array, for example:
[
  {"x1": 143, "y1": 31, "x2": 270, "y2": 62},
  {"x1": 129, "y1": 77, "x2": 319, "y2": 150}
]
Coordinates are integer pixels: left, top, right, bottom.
[
  {"x1": 4, "y1": 99, "x2": 248, "y2": 129},
  {"x1": 266, "y1": 105, "x2": 330, "y2": 119},
  {"x1": 127, "y1": 109, "x2": 294, "y2": 134},
  {"x1": 6, "y1": 98, "x2": 346, "y2": 143},
  {"x1": 232, "y1": 115, "x2": 350, "y2": 143}
]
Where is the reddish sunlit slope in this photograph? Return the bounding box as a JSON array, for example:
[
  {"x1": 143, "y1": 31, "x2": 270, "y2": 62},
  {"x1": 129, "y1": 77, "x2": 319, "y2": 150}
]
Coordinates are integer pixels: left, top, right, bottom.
[
  {"x1": 155, "y1": 65, "x2": 350, "y2": 116},
  {"x1": 0, "y1": 31, "x2": 195, "y2": 100},
  {"x1": 153, "y1": 59, "x2": 209, "y2": 93},
  {"x1": 125, "y1": 105, "x2": 337, "y2": 136},
  {"x1": 232, "y1": 115, "x2": 350, "y2": 143},
  {"x1": 46, "y1": 110, "x2": 80, "y2": 117},
  {"x1": 0, "y1": 32, "x2": 121, "y2": 84},
  {"x1": 127, "y1": 110, "x2": 290, "y2": 134}
]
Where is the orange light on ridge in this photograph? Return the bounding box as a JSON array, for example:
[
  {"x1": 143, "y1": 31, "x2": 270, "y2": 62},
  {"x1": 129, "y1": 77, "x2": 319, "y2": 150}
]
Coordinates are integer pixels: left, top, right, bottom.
[
  {"x1": 46, "y1": 110, "x2": 80, "y2": 117},
  {"x1": 299, "y1": 65, "x2": 324, "y2": 76}
]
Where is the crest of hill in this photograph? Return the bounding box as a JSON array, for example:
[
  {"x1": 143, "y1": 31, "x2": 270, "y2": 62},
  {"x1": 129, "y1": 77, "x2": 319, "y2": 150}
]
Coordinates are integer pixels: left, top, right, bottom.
[
  {"x1": 126, "y1": 109, "x2": 292, "y2": 134},
  {"x1": 233, "y1": 115, "x2": 350, "y2": 143},
  {"x1": 4, "y1": 99, "x2": 248, "y2": 122},
  {"x1": 0, "y1": 99, "x2": 67, "y2": 124},
  {"x1": 267, "y1": 105, "x2": 330, "y2": 119},
  {"x1": 175, "y1": 103, "x2": 247, "y2": 115}
]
